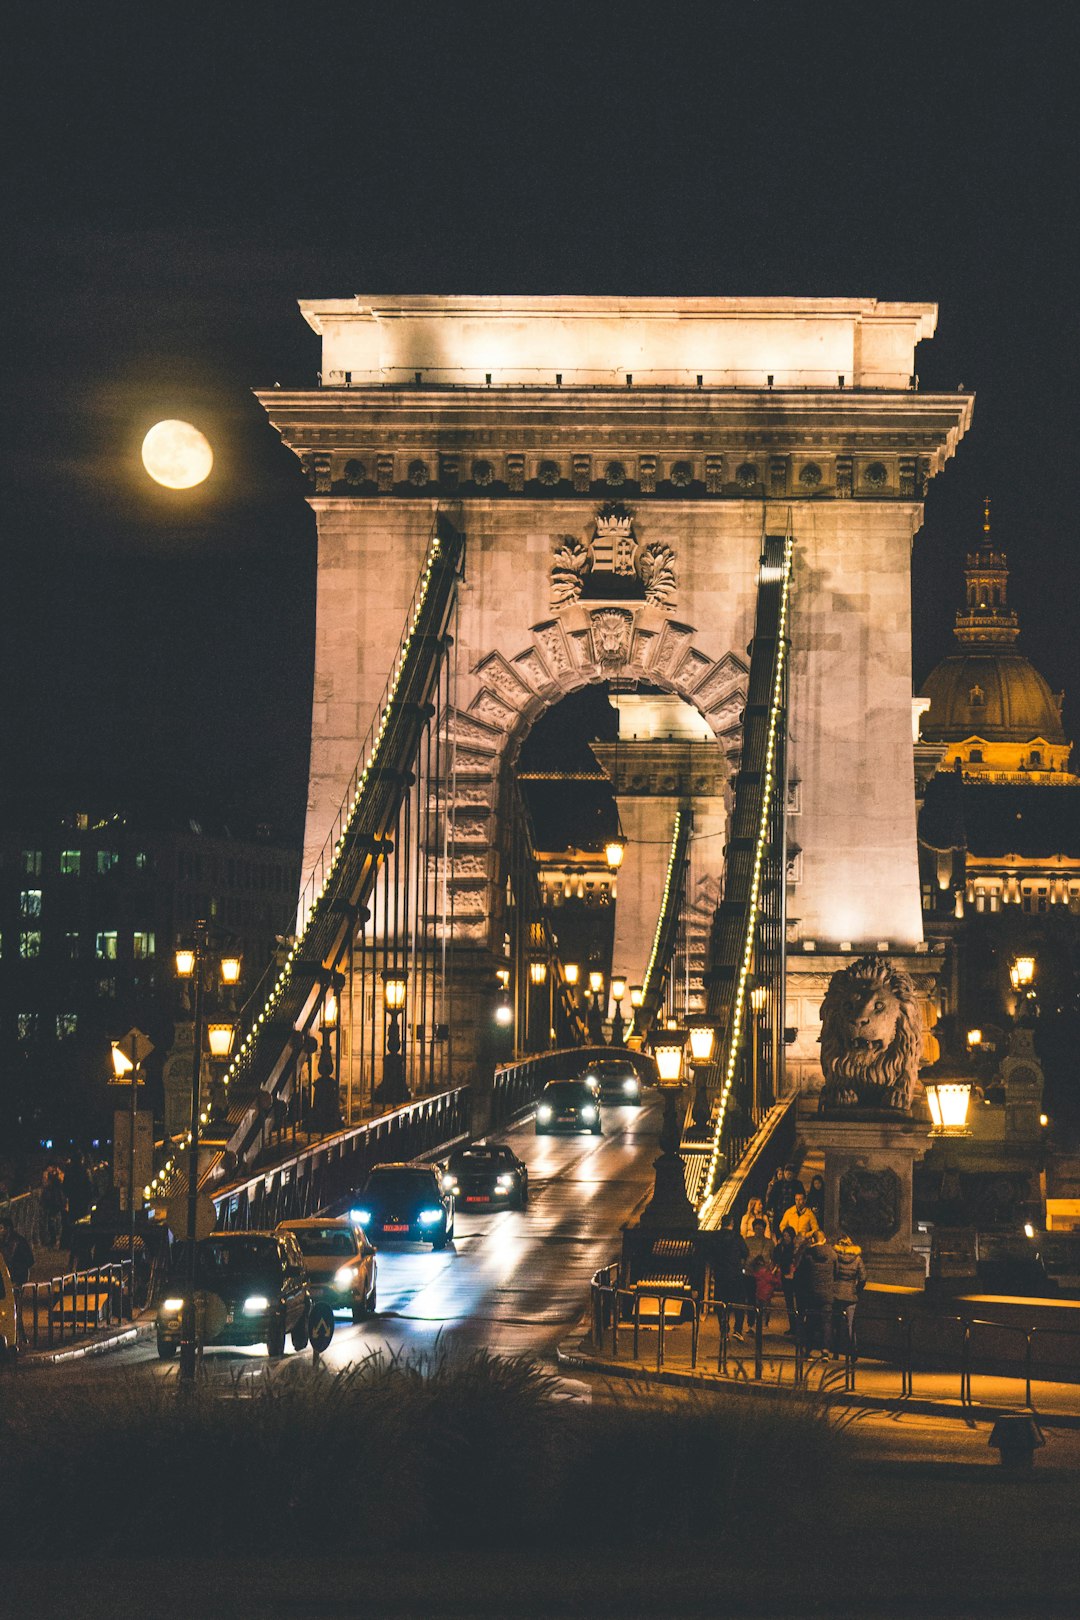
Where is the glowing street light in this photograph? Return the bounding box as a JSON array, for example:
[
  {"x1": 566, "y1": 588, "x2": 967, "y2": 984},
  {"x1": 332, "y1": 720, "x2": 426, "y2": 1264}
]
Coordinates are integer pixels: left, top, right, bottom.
[
  {"x1": 1009, "y1": 955, "x2": 1036, "y2": 992},
  {"x1": 925, "y1": 1080, "x2": 973, "y2": 1136},
  {"x1": 605, "y1": 836, "x2": 626, "y2": 872}
]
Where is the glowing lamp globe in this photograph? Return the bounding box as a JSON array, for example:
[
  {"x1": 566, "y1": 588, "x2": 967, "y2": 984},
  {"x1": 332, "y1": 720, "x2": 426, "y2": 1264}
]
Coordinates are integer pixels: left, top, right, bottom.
[
  {"x1": 629, "y1": 985, "x2": 643, "y2": 1008},
  {"x1": 925, "y1": 1080, "x2": 972, "y2": 1136},
  {"x1": 207, "y1": 1023, "x2": 235, "y2": 1059},
  {"x1": 610, "y1": 974, "x2": 628, "y2": 1003},
  {"x1": 141, "y1": 420, "x2": 213, "y2": 489},
  {"x1": 688, "y1": 1024, "x2": 716, "y2": 1064},
  {"x1": 563, "y1": 963, "x2": 580, "y2": 987}
]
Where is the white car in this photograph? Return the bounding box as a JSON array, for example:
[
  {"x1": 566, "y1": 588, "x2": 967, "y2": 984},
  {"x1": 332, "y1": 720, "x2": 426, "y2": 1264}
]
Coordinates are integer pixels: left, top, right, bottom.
[{"x1": 276, "y1": 1217, "x2": 377, "y2": 1323}]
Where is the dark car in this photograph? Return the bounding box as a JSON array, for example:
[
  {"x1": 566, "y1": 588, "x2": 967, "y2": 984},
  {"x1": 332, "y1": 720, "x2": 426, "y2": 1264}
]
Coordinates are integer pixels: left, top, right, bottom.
[
  {"x1": 582, "y1": 1057, "x2": 644, "y2": 1106},
  {"x1": 156, "y1": 1231, "x2": 310, "y2": 1360},
  {"x1": 351, "y1": 1163, "x2": 455, "y2": 1248},
  {"x1": 442, "y1": 1143, "x2": 529, "y2": 1210},
  {"x1": 535, "y1": 1079, "x2": 602, "y2": 1136}
]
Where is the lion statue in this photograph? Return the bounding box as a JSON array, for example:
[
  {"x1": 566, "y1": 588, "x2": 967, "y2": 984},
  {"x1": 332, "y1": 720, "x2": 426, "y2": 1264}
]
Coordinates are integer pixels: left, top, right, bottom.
[{"x1": 818, "y1": 955, "x2": 922, "y2": 1116}]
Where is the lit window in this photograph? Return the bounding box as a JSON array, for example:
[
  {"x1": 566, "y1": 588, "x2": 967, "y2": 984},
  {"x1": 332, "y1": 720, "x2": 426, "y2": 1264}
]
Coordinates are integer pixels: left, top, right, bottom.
[
  {"x1": 134, "y1": 851, "x2": 150, "y2": 871},
  {"x1": 19, "y1": 889, "x2": 42, "y2": 918},
  {"x1": 60, "y1": 849, "x2": 82, "y2": 876},
  {"x1": 56, "y1": 1012, "x2": 78, "y2": 1039},
  {"x1": 97, "y1": 849, "x2": 119, "y2": 874},
  {"x1": 17, "y1": 1012, "x2": 36, "y2": 1040},
  {"x1": 969, "y1": 749, "x2": 983, "y2": 763},
  {"x1": 20, "y1": 849, "x2": 42, "y2": 877},
  {"x1": 132, "y1": 930, "x2": 156, "y2": 959},
  {"x1": 1030, "y1": 750, "x2": 1042, "y2": 767},
  {"x1": 19, "y1": 931, "x2": 42, "y2": 959},
  {"x1": 66, "y1": 931, "x2": 80, "y2": 960},
  {"x1": 97, "y1": 977, "x2": 117, "y2": 999},
  {"x1": 95, "y1": 930, "x2": 118, "y2": 960}
]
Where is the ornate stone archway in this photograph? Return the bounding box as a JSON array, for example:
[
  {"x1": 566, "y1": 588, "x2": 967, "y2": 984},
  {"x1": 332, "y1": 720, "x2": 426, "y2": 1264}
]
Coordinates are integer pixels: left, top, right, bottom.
[{"x1": 444, "y1": 604, "x2": 748, "y2": 952}]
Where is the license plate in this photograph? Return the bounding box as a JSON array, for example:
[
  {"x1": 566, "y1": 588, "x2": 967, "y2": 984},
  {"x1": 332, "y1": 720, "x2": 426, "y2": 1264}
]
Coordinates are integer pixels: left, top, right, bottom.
[
  {"x1": 557, "y1": 1114, "x2": 576, "y2": 1122},
  {"x1": 466, "y1": 1195, "x2": 490, "y2": 1203},
  {"x1": 383, "y1": 1223, "x2": 410, "y2": 1233}
]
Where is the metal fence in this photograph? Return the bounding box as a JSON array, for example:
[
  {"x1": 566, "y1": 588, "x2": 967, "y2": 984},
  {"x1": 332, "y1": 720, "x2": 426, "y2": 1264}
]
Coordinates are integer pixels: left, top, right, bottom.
[
  {"x1": 588, "y1": 1266, "x2": 1080, "y2": 1414},
  {"x1": 17, "y1": 1260, "x2": 134, "y2": 1352}
]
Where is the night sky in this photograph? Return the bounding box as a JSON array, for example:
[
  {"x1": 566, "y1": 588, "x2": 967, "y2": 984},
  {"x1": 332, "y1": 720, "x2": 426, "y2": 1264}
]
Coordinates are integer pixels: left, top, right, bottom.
[{"x1": 5, "y1": 4, "x2": 1080, "y2": 845}]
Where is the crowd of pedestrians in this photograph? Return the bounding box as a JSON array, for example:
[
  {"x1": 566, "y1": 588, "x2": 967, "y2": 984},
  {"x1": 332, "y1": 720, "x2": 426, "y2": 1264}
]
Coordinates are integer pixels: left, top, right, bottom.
[{"x1": 712, "y1": 1163, "x2": 867, "y2": 1359}]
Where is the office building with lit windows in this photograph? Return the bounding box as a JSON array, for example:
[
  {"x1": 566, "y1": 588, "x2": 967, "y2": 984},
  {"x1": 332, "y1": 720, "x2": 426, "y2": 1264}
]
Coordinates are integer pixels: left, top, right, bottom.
[{"x1": 0, "y1": 808, "x2": 299, "y2": 1144}]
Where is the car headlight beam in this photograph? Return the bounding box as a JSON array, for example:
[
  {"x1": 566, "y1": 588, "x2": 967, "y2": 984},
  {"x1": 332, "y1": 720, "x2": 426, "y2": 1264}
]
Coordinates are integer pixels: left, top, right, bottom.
[
  {"x1": 161, "y1": 1297, "x2": 184, "y2": 1314},
  {"x1": 537, "y1": 1104, "x2": 553, "y2": 1122},
  {"x1": 581, "y1": 1104, "x2": 598, "y2": 1123},
  {"x1": 243, "y1": 1295, "x2": 270, "y2": 1315},
  {"x1": 496, "y1": 1173, "x2": 514, "y2": 1189},
  {"x1": 350, "y1": 1208, "x2": 372, "y2": 1226},
  {"x1": 334, "y1": 1265, "x2": 358, "y2": 1290}
]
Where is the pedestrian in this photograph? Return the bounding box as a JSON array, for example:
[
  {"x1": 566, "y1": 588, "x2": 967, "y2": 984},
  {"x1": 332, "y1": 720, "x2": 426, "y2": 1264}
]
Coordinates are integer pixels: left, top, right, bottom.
[
  {"x1": 745, "y1": 1218, "x2": 780, "y2": 1329},
  {"x1": 794, "y1": 1229, "x2": 836, "y2": 1358},
  {"x1": 41, "y1": 1163, "x2": 65, "y2": 1249},
  {"x1": 0, "y1": 1217, "x2": 33, "y2": 1288},
  {"x1": 712, "y1": 1213, "x2": 749, "y2": 1340},
  {"x1": 766, "y1": 1164, "x2": 804, "y2": 1236},
  {"x1": 779, "y1": 1188, "x2": 820, "y2": 1243},
  {"x1": 806, "y1": 1172, "x2": 826, "y2": 1227},
  {"x1": 739, "y1": 1196, "x2": 767, "y2": 1240},
  {"x1": 832, "y1": 1230, "x2": 868, "y2": 1359},
  {"x1": 774, "y1": 1225, "x2": 800, "y2": 1335}
]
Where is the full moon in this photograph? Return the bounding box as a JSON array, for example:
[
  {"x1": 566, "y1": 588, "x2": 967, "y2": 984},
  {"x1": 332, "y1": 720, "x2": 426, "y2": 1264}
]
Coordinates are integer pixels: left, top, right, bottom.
[{"x1": 141, "y1": 420, "x2": 214, "y2": 489}]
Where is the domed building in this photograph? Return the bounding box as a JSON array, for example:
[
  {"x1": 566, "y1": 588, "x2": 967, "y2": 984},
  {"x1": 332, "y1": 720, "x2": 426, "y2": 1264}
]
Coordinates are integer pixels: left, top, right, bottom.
[{"x1": 919, "y1": 502, "x2": 1074, "y2": 780}]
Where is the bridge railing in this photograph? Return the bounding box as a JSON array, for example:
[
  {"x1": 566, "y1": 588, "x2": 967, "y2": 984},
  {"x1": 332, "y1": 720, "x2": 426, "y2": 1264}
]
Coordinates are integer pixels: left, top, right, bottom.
[{"x1": 211, "y1": 1086, "x2": 472, "y2": 1232}]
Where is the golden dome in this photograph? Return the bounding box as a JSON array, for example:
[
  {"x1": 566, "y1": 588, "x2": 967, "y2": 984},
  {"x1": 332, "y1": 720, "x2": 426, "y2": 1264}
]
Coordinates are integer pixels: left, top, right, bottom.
[{"x1": 919, "y1": 651, "x2": 1066, "y2": 744}]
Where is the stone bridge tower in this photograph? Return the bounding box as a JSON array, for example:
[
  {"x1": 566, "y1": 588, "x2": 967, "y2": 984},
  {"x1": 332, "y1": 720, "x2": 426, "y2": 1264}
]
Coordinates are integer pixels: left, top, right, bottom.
[{"x1": 258, "y1": 296, "x2": 972, "y2": 1080}]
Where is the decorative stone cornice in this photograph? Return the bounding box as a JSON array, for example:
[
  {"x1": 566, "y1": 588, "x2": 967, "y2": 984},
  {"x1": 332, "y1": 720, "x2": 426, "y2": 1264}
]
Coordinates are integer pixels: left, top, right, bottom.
[{"x1": 258, "y1": 388, "x2": 973, "y2": 502}]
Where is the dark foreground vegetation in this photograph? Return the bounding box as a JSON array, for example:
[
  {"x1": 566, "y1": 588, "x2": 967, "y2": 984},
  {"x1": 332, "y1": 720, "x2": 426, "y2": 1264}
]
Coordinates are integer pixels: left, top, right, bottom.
[
  {"x1": 2, "y1": 1352, "x2": 1078, "y2": 1616},
  {"x1": 0, "y1": 1350, "x2": 843, "y2": 1555}
]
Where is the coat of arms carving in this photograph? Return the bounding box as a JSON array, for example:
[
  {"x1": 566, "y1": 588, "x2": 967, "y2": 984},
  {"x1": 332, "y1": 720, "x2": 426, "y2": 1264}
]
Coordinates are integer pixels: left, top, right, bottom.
[{"x1": 549, "y1": 504, "x2": 677, "y2": 611}]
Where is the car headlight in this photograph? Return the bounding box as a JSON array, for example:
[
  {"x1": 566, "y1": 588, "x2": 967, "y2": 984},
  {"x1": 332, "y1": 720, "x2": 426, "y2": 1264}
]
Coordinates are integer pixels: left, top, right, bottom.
[
  {"x1": 243, "y1": 1295, "x2": 270, "y2": 1315},
  {"x1": 161, "y1": 1297, "x2": 184, "y2": 1315},
  {"x1": 584, "y1": 1073, "x2": 597, "y2": 1084},
  {"x1": 442, "y1": 1174, "x2": 459, "y2": 1192},
  {"x1": 496, "y1": 1173, "x2": 514, "y2": 1189},
  {"x1": 623, "y1": 1078, "x2": 640, "y2": 1094},
  {"x1": 334, "y1": 1265, "x2": 358, "y2": 1290},
  {"x1": 350, "y1": 1208, "x2": 372, "y2": 1226},
  {"x1": 581, "y1": 1104, "x2": 598, "y2": 1122},
  {"x1": 537, "y1": 1104, "x2": 553, "y2": 1122},
  {"x1": 418, "y1": 1208, "x2": 443, "y2": 1226}
]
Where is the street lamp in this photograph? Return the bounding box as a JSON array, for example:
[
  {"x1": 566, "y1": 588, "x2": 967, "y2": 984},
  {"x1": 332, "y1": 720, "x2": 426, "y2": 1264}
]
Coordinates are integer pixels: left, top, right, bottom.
[
  {"x1": 925, "y1": 1080, "x2": 973, "y2": 1136},
  {"x1": 314, "y1": 980, "x2": 342, "y2": 1130},
  {"x1": 378, "y1": 969, "x2": 408, "y2": 1104},
  {"x1": 587, "y1": 969, "x2": 605, "y2": 1045},
  {"x1": 1009, "y1": 955, "x2": 1035, "y2": 991},
  {"x1": 564, "y1": 962, "x2": 580, "y2": 988},
  {"x1": 605, "y1": 836, "x2": 626, "y2": 873},
  {"x1": 173, "y1": 920, "x2": 242, "y2": 1384},
  {"x1": 640, "y1": 1027, "x2": 697, "y2": 1230},
  {"x1": 686, "y1": 1019, "x2": 716, "y2": 1130},
  {"x1": 610, "y1": 973, "x2": 628, "y2": 1046}
]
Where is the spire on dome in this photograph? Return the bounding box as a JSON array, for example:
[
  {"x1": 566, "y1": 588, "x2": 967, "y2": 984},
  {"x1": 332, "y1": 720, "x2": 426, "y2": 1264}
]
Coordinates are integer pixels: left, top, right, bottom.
[{"x1": 955, "y1": 498, "x2": 1019, "y2": 647}]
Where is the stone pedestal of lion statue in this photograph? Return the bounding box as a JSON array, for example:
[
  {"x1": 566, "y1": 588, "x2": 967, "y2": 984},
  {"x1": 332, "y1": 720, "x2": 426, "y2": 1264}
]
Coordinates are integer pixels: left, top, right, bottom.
[{"x1": 798, "y1": 955, "x2": 931, "y2": 1290}]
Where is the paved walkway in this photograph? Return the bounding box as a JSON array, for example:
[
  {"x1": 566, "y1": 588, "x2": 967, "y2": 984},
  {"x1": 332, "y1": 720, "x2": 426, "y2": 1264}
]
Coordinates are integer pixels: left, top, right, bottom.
[{"x1": 559, "y1": 1309, "x2": 1080, "y2": 1428}]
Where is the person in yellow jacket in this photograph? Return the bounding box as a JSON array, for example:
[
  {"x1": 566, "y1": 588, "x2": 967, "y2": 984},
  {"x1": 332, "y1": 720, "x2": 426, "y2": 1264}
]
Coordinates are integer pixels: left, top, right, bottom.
[{"x1": 778, "y1": 1189, "x2": 820, "y2": 1242}]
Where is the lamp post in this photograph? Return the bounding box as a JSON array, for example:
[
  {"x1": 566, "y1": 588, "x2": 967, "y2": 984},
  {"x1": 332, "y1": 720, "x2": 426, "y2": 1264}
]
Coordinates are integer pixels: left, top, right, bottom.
[
  {"x1": 1009, "y1": 954, "x2": 1037, "y2": 1023},
  {"x1": 687, "y1": 1018, "x2": 716, "y2": 1131},
  {"x1": 528, "y1": 959, "x2": 548, "y2": 1052},
  {"x1": 173, "y1": 921, "x2": 242, "y2": 1384},
  {"x1": 640, "y1": 1027, "x2": 697, "y2": 1230},
  {"x1": 376, "y1": 968, "x2": 408, "y2": 1104},
  {"x1": 750, "y1": 983, "x2": 768, "y2": 1116},
  {"x1": 587, "y1": 969, "x2": 605, "y2": 1045},
  {"x1": 628, "y1": 983, "x2": 643, "y2": 1041},
  {"x1": 313, "y1": 980, "x2": 342, "y2": 1129},
  {"x1": 109, "y1": 1030, "x2": 150, "y2": 1298},
  {"x1": 610, "y1": 973, "x2": 628, "y2": 1046}
]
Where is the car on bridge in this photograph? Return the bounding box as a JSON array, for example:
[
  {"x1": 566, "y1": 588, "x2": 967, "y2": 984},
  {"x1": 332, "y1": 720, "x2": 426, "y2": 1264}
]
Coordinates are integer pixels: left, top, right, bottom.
[
  {"x1": 535, "y1": 1079, "x2": 602, "y2": 1136},
  {"x1": 156, "y1": 1231, "x2": 310, "y2": 1360},
  {"x1": 441, "y1": 1143, "x2": 529, "y2": 1210},
  {"x1": 581, "y1": 1057, "x2": 644, "y2": 1106},
  {"x1": 350, "y1": 1163, "x2": 455, "y2": 1249},
  {"x1": 276, "y1": 1217, "x2": 378, "y2": 1323}
]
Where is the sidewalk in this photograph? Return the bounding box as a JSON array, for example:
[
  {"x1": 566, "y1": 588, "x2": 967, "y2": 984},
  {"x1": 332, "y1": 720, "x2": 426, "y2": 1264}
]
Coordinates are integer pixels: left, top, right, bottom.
[{"x1": 559, "y1": 1309, "x2": 1080, "y2": 1429}]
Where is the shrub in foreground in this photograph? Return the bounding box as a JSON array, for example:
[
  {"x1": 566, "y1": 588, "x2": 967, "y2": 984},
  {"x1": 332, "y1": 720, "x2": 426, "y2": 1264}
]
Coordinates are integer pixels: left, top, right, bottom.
[{"x1": 0, "y1": 1351, "x2": 848, "y2": 1555}]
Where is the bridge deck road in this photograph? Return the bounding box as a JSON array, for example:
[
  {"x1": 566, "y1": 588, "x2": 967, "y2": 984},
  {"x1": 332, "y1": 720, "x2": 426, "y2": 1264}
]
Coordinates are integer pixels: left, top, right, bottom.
[{"x1": 48, "y1": 1096, "x2": 663, "y2": 1383}]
